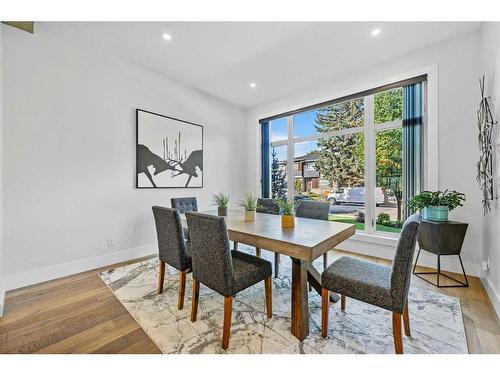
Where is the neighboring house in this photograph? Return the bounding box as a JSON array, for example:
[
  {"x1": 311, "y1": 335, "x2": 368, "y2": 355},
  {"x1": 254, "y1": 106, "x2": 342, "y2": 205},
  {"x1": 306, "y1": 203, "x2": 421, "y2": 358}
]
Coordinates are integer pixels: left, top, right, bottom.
[{"x1": 278, "y1": 151, "x2": 321, "y2": 192}]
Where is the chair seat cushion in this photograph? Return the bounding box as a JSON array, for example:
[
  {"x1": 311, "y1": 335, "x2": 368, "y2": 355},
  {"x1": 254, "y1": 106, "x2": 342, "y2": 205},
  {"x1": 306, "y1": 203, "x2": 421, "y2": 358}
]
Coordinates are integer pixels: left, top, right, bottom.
[
  {"x1": 231, "y1": 250, "x2": 272, "y2": 295},
  {"x1": 322, "y1": 256, "x2": 393, "y2": 311}
]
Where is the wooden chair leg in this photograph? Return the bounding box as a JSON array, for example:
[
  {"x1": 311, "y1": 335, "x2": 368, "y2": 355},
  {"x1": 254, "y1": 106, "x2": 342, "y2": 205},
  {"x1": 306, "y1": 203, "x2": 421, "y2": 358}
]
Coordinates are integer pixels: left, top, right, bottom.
[
  {"x1": 222, "y1": 296, "x2": 233, "y2": 350},
  {"x1": 256, "y1": 247, "x2": 261, "y2": 257},
  {"x1": 392, "y1": 312, "x2": 404, "y2": 354},
  {"x1": 321, "y1": 288, "x2": 329, "y2": 338},
  {"x1": 403, "y1": 302, "x2": 411, "y2": 337},
  {"x1": 191, "y1": 279, "x2": 200, "y2": 322},
  {"x1": 274, "y1": 253, "x2": 280, "y2": 278},
  {"x1": 157, "y1": 260, "x2": 166, "y2": 294},
  {"x1": 323, "y1": 253, "x2": 328, "y2": 270},
  {"x1": 177, "y1": 271, "x2": 187, "y2": 310},
  {"x1": 341, "y1": 294, "x2": 346, "y2": 310},
  {"x1": 264, "y1": 277, "x2": 272, "y2": 318},
  {"x1": 234, "y1": 241, "x2": 238, "y2": 250}
]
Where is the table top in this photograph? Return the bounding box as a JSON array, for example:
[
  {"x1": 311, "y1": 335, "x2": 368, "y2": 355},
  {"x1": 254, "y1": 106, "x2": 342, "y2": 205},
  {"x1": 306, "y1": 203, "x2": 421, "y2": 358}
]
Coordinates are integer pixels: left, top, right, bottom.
[{"x1": 182, "y1": 209, "x2": 355, "y2": 262}]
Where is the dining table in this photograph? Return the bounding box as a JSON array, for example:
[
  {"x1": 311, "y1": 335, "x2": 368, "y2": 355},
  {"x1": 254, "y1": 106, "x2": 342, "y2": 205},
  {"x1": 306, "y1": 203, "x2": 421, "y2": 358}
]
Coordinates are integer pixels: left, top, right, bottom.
[{"x1": 182, "y1": 208, "x2": 355, "y2": 341}]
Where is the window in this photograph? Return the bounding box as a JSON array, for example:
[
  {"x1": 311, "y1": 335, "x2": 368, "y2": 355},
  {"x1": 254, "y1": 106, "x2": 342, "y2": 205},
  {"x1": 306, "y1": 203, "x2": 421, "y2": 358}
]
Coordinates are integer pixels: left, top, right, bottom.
[{"x1": 261, "y1": 78, "x2": 425, "y2": 236}]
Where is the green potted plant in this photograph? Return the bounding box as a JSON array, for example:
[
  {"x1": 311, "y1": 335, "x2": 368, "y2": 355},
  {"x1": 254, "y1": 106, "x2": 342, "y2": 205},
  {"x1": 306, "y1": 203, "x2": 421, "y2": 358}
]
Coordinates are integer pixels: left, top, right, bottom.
[
  {"x1": 211, "y1": 192, "x2": 230, "y2": 216},
  {"x1": 274, "y1": 198, "x2": 300, "y2": 228},
  {"x1": 239, "y1": 194, "x2": 258, "y2": 221},
  {"x1": 407, "y1": 190, "x2": 466, "y2": 222}
]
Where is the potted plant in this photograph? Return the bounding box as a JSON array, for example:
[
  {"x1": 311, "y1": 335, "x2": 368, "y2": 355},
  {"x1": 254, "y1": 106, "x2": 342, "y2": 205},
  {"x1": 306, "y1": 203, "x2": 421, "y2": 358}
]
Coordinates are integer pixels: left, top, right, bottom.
[
  {"x1": 274, "y1": 198, "x2": 300, "y2": 228},
  {"x1": 211, "y1": 192, "x2": 230, "y2": 216},
  {"x1": 239, "y1": 194, "x2": 258, "y2": 221},
  {"x1": 406, "y1": 190, "x2": 466, "y2": 222}
]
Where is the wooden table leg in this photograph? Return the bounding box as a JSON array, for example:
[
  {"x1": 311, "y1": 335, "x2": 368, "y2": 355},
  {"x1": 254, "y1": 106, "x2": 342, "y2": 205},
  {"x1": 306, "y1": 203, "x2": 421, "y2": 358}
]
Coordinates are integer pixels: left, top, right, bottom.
[
  {"x1": 291, "y1": 257, "x2": 309, "y2": 341},
  {"x1": 307, "y1": 264, "x2": 340, "y2": 303}
]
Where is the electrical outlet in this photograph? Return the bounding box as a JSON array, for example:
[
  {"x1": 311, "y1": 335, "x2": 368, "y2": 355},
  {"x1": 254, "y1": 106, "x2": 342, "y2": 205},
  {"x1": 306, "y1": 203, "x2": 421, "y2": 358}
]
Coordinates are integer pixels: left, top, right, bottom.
[
  {"x1": 107, "y1": 237, "x2": 115, "y2": 248},
  {"x1": 482, "y1": 259, "x2": 490, "y2": 271}
]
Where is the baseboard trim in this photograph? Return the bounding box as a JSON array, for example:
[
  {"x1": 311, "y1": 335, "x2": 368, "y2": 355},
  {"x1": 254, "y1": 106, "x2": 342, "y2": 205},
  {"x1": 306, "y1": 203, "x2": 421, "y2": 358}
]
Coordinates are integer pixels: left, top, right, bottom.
[
  {"x1": 0, "y1": 277, "x2": 6, "y2": 317},
  {"x1": 482, "y1": 277, "x2": 500, "y2": 320},
  {"x1": 5, "y1": 244, "x2": 157, "y2": 292}
]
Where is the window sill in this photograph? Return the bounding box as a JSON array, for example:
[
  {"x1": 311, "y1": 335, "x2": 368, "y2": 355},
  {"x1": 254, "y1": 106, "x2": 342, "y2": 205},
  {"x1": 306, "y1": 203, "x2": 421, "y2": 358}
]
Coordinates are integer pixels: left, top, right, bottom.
[{"x1": 350, "y1": 231, "x2": 399, "y2": 247}]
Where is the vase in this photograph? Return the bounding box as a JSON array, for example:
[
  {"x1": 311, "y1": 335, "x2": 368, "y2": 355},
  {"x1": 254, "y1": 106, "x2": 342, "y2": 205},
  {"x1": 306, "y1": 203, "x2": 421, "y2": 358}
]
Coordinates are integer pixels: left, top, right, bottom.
[
  {"x1": 422, "y1": 206, "x2": 449, "y2": 222},
  {"x1": 244, "y1": 210, "x2": 255, "y2": 222},
  {"x1": 281, "y1": 214, "x2": 295, "y2": 228},
  {"x1": 218, "y1": 207, "x2": 228, "y2": 216}
]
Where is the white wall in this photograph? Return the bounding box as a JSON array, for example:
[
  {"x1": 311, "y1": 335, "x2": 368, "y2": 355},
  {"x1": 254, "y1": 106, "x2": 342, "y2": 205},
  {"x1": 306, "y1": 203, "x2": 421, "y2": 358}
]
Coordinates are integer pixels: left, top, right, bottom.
[
  {"x1": 1, "y1": 25, "x2": 246, "y2": 290},
  {"x1": 480, "y1": 22, "x2": 500, "y2": 317},
  {"x1": 244, "y1": 31, "x2": 485, "y2": 277}
]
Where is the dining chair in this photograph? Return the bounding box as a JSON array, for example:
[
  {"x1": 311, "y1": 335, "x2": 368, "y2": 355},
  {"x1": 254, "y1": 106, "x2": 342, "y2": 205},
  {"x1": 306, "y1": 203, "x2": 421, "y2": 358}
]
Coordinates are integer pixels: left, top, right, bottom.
[
  {"x1": 170, "y1": 197, "x2": 198, "y2": 241},
  {"x1": 297, "y1": 200, "x2": 330, "y2": 269},
  {"x1": 254, "y1": 198, "x2": 280, "y2": 259},
  {"x1": 170, "y1": 197, "x2": 198, "y2": 213},
  {"x1": 320, "y1": 214, "x2": 421, "y2": 354},
  {"x1": 185, "y1": 211, "x2": 273, "y2": 350},
  {"x1": 273, "y1": 200, "x2": 331, "y2": 278},
  {"x1": 257, "y1": 198, "x2": 280, "y2": 214},
  {"x1": 152, "y1": 206, "x2": 192, "y2": 310}
]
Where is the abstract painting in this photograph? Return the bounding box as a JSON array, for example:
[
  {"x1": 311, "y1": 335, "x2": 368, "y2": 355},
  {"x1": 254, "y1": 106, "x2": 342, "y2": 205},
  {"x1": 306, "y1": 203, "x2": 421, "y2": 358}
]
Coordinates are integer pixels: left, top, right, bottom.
[{"x1": 136, "y1": 109, "x2": 203, "y2": 188}]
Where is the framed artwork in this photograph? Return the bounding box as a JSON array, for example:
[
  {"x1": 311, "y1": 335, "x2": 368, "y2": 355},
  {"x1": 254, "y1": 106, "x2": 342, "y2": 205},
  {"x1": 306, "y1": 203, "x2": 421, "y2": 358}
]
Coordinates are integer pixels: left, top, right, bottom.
[{"x1": 136, "y1": 109, "x2": 203, "y2": 188}]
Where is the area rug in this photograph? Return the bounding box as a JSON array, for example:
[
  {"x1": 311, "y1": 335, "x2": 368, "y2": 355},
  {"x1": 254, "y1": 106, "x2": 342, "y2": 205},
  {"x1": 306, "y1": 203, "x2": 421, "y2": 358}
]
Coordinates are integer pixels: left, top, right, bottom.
[{"x1": 98, "y1": 246, "x2": 468, "y2": 354}]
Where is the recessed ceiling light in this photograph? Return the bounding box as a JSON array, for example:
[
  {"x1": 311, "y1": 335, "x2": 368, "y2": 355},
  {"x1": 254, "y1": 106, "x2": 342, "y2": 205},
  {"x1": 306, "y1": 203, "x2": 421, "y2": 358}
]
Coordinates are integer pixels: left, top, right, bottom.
[
  {"x1": 249, "y1": 82, "x2": 257, "y2": 88},
  {"x1": 371, "y1": 28, "x2": 381, "y2": 36},
  {"x1": 162, "y1": 33, "x2": 172, "y2": 41}
]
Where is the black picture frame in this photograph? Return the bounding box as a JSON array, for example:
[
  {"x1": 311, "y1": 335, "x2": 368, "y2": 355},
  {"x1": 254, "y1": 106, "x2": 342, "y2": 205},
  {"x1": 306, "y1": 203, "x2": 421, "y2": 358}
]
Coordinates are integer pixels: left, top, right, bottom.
[{"x1": 136, "y1": 108, "x2": 204, "y2": 189}]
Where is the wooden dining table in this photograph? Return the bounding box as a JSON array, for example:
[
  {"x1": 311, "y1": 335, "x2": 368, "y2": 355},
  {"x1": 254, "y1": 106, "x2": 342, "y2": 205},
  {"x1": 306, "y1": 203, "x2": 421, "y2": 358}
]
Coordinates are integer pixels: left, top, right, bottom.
[{"x1": 183, "y1": 209, "x2": 355, "y2": 341}]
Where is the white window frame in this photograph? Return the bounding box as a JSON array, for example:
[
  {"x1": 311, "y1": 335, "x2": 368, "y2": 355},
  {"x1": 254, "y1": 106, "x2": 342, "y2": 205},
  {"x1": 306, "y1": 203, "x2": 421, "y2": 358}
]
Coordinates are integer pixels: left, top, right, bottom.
[
  {"x1": 259, "y1": 66, "x2": 437, "y2": 245},
  {"x1": 270, "y1": 90, "x2": 409, "y2": 236}
]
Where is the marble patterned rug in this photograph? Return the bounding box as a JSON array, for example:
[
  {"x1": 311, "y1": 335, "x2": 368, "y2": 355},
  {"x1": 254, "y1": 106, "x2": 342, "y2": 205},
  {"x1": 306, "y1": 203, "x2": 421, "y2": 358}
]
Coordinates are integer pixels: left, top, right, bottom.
[{"x1": 98, "y1": 247, "x2": 468, "y2": 354}]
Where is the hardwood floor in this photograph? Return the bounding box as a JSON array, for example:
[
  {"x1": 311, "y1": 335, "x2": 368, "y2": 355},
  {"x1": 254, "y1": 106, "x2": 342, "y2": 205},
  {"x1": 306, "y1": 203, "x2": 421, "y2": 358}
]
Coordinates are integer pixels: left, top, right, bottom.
[{"x1": 0, "y1": 250, "x2": 499, "y2": 354}]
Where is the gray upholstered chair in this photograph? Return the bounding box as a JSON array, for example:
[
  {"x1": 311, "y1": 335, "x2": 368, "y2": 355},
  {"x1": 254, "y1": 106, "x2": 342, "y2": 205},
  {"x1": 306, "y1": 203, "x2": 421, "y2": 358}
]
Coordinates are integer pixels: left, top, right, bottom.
[
  {"x1": 296, "y1": 200, "x2": 330, "y2": 269},
  {"x1": 253, "y1": 198, "x2": 280, "y2": 259},
  {"x1": 170, "y1": 197, "x2": 198, "y2": 214},
  {"x1": 185, "y1": 211, "x2": 273, "y2": 350},
  {"x1": 274, "y1": 200, "x2": 331, "y2": 278},
  {"x1": 257, "y1": 198, "x2": 280, "y2": 215},
  {"x1": 152, "y1": 206, "x2": 192, "y2": 310},
  {"x1": 321, "y1": 214, "x2": 421, "y2": 354},
  {"x1": 171, "y1": 197, "x2": 198, "y2": 241}
]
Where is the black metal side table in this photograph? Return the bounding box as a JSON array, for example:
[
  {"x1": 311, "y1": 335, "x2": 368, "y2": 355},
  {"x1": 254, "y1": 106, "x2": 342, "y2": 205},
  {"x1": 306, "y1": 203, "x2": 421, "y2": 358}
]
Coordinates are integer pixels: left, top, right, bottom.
[{"x1": 413, "y1": 220, "x2": 469, "y2": 287}]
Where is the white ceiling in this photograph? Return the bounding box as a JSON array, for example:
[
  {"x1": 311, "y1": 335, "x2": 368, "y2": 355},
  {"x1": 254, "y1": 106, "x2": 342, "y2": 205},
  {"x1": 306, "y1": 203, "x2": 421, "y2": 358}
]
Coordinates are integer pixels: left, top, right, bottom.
[{"x1": 37, "y1": 22, "x2": 481, "y2": 108}]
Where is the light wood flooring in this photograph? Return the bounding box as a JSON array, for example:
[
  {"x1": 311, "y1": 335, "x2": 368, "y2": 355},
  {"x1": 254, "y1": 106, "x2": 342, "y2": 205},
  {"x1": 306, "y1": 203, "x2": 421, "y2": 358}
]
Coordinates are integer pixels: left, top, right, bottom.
[{"x1": 0, "y1": 250, "x2": 499, "y2": 353}]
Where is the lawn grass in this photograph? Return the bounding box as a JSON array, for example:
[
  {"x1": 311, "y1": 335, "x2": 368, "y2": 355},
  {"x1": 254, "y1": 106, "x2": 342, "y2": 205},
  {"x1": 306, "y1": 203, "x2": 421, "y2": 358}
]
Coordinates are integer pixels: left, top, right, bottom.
[{"x1": 329, "y1": 214, "x2": 401, "y2": 234}]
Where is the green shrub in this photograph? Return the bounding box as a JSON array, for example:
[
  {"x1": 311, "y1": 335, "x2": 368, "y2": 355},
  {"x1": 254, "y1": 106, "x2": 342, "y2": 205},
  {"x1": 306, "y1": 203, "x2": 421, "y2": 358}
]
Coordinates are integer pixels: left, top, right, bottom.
[
  {"x1": 376, "y1": 212, "x2": 391, "y2": 225},
  {"x1": 355, "y1": 211, "x2": 365, "y2": 223}
]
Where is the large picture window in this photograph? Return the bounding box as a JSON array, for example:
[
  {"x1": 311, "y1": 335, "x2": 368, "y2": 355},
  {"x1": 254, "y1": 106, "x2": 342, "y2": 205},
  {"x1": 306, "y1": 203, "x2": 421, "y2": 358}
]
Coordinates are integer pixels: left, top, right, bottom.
[{"x1": 260, "y1": 78, "x2": 425, "y2": 236}]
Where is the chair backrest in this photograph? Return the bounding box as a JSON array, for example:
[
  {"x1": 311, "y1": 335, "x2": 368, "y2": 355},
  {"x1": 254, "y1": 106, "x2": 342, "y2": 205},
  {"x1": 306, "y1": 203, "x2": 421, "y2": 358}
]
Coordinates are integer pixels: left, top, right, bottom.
[
  {"x1": 390, "y1": 213, "x2": 421, "y2": 312},
  {"x1": 256, "y1": 198, "x2": 280, "y2": 214},
  {"x1": 296, "y1": 200, "x2": 330, "y2": 221},
  {"x1": 185, "y1": 212, "x2": 234, "y2": 296},
  {"x1": 171, "y1": 197, "x2": 198, "y2": 214},
  {"x1": 152, "y1": 206, "x2": 189, "y2": 271}
]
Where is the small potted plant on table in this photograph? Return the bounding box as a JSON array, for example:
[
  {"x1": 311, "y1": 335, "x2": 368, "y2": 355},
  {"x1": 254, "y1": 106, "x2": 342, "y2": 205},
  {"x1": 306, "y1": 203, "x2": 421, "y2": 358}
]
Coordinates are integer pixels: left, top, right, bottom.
[
  {"x1": 274, "y1": 198, "x2": 300, "y2": 228},
  {"x1": 212, "y1": 192, "x2": 230, "y2": 216},
  {"x1": 407, "y1": 190, "x2": 466, "y2": 222},
  {"x1": 240, "y1": 194, "x2": 258, "y2": 221}
]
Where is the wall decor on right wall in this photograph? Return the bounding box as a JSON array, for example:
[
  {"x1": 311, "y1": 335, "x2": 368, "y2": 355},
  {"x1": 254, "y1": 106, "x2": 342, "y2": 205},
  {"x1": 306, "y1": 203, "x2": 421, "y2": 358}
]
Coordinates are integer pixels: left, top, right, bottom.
[{"x1": 477, "y1": 75, "x2": 498, "y2": 214}]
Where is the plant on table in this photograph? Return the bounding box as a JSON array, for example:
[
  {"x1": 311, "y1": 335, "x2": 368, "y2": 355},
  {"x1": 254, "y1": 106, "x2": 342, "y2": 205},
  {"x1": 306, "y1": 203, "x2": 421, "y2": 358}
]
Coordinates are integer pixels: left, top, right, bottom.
[
  {"x1": 406, "y1": 190, "x2": 466, "y2": 222},
  {"x1": 240, "y1": 194, "x2": 258, "y2": 221},
  {"x1": 274, "y1": 198, "x2": 300, "y2": 228},
  {"x1": 212, "y1": 192, "x2": 230, "y2": 216}
]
